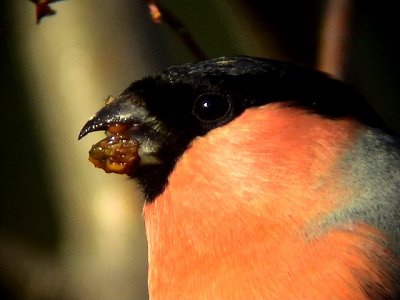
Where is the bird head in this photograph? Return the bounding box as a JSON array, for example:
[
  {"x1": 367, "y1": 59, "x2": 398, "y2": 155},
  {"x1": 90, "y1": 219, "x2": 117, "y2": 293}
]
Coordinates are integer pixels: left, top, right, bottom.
[
  {"x1": 78, "y1": 56, "x2": 400, "y2": 299},
  {"x1": 79, "y1": 56, "x2": 383, "y2": 201}
]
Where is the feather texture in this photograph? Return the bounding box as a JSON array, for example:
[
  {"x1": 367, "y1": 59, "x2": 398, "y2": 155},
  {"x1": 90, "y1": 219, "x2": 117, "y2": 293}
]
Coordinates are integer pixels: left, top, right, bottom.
[{"x1": 144, "y1": 104, "x2": 400, "y2": 299}]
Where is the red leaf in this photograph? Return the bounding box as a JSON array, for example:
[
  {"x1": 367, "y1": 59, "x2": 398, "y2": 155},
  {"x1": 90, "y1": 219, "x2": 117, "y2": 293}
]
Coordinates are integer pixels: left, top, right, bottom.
[{"x1": 29, "y1": 0, "x2": 65, "y2": 24}]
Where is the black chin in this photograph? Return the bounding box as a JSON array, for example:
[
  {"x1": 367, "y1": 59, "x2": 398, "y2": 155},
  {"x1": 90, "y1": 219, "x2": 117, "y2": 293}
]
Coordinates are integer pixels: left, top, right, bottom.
[{"x1": 130, "y1": 162, "x2": 175, "y2": 202}]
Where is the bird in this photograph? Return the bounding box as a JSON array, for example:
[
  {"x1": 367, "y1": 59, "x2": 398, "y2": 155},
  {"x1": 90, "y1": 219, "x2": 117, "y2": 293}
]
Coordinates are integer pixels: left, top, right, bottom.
[{"x1": 79, "y1": 56, "x2": 400, "y2": 299}]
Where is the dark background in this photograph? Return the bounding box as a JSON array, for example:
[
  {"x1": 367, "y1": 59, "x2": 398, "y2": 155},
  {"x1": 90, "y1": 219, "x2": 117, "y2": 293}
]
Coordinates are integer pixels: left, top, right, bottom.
[{"x1": 1, "y1": 1, "x2": 399, "y2": 299}]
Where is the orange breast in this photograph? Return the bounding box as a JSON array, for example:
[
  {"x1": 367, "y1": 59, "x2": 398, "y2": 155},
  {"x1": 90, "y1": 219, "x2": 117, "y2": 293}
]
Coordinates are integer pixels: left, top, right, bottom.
[{"x1": 144, "y1": 104, "x2": 397, "y2": 299}]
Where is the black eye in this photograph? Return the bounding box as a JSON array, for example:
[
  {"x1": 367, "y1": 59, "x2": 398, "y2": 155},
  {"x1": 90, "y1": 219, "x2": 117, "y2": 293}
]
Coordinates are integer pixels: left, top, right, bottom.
[{"x1": 193, "y1": 94, "x2": 231, "y2": 121}]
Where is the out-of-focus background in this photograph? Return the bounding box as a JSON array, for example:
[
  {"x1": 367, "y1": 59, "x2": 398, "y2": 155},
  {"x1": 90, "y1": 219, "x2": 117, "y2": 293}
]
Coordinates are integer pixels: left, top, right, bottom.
[{"x1": 0, "y1": 1, "x2": 399, "y2": 299}]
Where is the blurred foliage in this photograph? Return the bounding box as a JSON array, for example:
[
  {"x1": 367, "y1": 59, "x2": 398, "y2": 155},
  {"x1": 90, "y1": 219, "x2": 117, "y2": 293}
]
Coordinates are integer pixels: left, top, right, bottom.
[
  {"x1": 0, "y1": 0, "x2": 399, "y2": 299},
  {"x1": 0, "y1": 2, "x2": 60, "y2": 249},
  {"x1": 0, "y1": 5, "x2": 60, "y2": 299}
]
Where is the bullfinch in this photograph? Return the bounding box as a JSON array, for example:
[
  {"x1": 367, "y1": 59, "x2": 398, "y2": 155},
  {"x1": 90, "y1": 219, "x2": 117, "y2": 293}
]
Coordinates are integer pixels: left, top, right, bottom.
[{"x1": 79, "y1": 56, "x2": 400, "y2": 299}]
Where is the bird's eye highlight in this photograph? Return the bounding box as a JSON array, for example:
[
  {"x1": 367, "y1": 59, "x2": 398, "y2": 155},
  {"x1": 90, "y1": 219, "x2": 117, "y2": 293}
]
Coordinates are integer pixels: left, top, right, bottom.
[{"x1": 193, "y1": 94, "x2": 231, "y2": 122}]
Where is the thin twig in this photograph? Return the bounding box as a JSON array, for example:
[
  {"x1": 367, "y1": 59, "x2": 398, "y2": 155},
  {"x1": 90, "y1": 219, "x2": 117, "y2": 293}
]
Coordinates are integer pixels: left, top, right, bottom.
[
  {"x1": 143, "y1": 0, "x2": 207, "y2": 61},
  {"x1": 317, "y1": 0, "x2": 353, "y2": 79}
]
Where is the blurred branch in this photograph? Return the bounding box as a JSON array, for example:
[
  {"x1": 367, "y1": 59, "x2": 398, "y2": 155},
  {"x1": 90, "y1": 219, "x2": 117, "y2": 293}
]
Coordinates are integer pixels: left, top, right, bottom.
[
  {"x1": 29, "y1": 0, "x2": 207, "y2": 59},
  {"x1": 317, "y1": 0, "x2": 353, "y2": 79},
  {"x1": 143, "y1": 0, "x2": 207, "y2": 60}
]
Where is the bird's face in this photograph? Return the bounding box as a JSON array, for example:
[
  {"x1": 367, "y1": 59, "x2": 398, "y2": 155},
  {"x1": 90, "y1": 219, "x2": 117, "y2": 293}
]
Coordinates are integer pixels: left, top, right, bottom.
[
  {"x1": 79, "y1": 56, "x2": 400, "y2": 299},
  {"x1": 79, "y1": 56, "x2": 382, "y2": 201}
]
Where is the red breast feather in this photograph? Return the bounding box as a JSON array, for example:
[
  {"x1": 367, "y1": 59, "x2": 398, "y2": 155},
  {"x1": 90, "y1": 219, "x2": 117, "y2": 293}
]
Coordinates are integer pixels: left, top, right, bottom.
[{"x1": 144, "y1": 104, "x2": 399, "y2": 299}]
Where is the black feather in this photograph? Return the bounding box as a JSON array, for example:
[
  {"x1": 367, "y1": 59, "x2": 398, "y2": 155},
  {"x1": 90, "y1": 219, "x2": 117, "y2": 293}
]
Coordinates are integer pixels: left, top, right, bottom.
[{"x1": 106, "y1": 56, "x2": 388, "y2": 201}]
